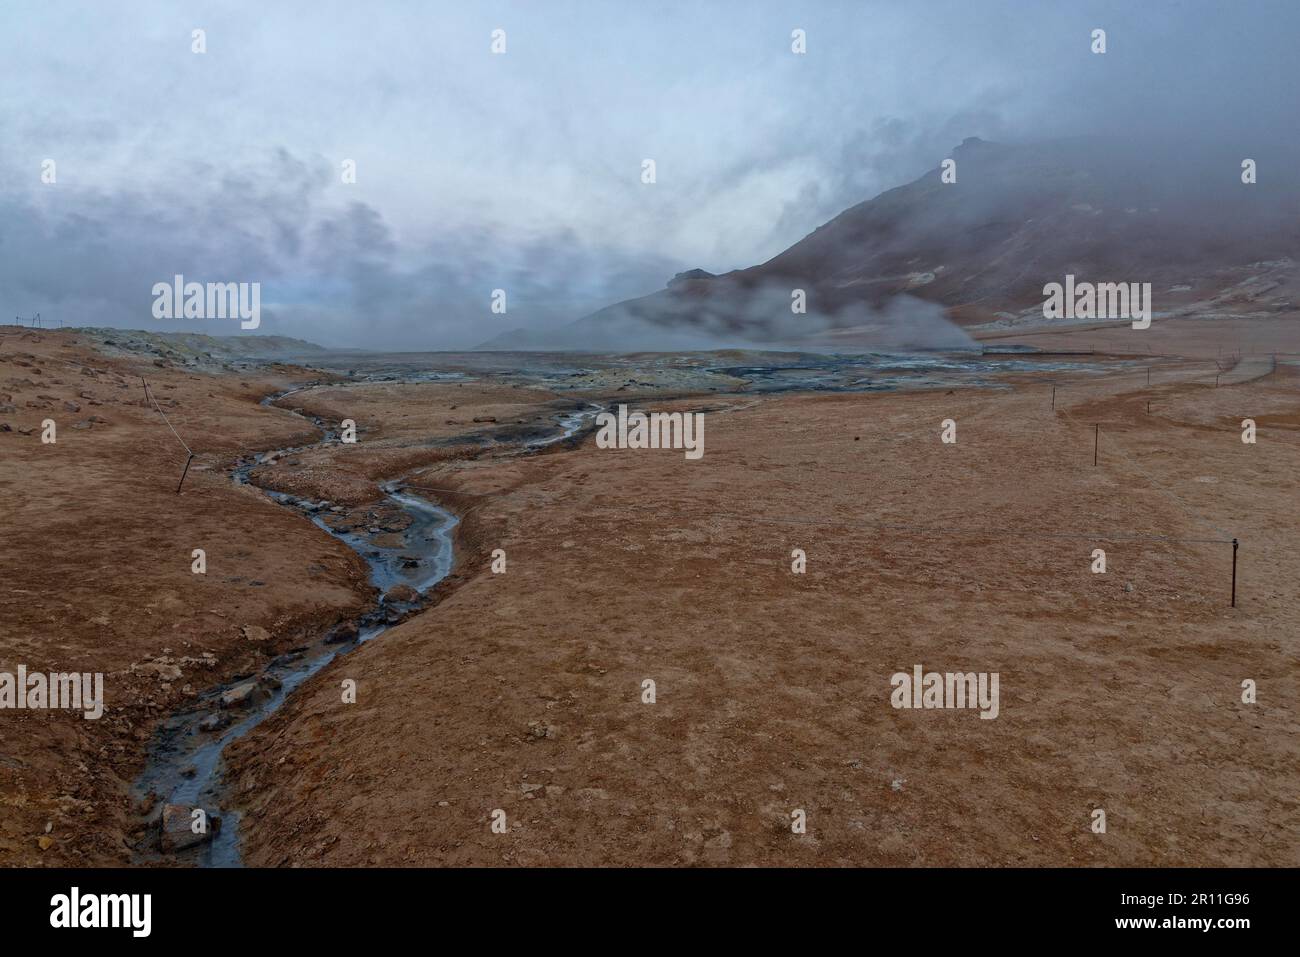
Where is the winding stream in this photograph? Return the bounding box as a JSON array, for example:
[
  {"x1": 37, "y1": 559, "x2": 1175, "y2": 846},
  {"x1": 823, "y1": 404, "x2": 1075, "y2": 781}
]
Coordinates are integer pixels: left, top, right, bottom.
[{"x1": 133, "y1": 387, "x2": 594, "y2": 866}]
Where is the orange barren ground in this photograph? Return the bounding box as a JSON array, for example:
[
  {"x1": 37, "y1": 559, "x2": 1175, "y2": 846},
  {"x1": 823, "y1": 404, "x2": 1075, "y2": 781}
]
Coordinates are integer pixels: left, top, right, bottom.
[
  {"x1": 2, "y1": 324, "x2": 1297, "y2": 866},
  {"x1": 0, "y1": 328, "x2": 375, "y2": 863},
  {"x1": 231, "y1": 339, "x2": 1298, "y2": 866}
]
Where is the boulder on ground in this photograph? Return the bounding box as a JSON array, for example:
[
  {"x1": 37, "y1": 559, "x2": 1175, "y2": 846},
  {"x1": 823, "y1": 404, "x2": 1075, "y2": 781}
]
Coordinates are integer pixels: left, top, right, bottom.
[
  {"x1": 197, "y1": 712, "x2": 230, "y2": 733},
  {"x1": 219, "y1": 681, "x2": 266, "y2": 709},
  {"x1": 384, "y1": 584, "x2": 419, "y2": 604},
  {"x1": 160, "y1": 803, "x2": 221, "y2": 852},
  {"x1": 325, "y1": 621, "x2": 359, "y2": 644}
]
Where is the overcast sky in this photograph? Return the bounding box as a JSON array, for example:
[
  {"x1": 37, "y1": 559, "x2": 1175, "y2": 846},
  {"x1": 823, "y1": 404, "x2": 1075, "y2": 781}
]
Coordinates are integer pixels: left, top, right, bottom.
[{"x1": 3, "y1": 0, "x2": 1298, "y2": 348}]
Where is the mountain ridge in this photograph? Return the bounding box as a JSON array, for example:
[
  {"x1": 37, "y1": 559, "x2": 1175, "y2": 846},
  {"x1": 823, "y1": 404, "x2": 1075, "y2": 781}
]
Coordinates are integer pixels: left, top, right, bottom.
[{"x1": 479, "y1": 137, "x2": 1300, "y2": 350}]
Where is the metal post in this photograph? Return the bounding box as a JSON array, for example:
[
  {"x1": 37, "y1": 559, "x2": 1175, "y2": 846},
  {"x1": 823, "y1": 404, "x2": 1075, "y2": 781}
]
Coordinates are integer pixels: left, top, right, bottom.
[
  {"x1": 1051, "y1": 386, "x2": 1055, "y2": 410},
  {"x1": 1094, "y1": 424, "x2": 1099, "y2": 466},
  {"x1": 176, "y1": 452, "x2": 195, "y2": 494},
  {"x1": 1231, "y1": 538, "x2": 1238, "y2": 608}
]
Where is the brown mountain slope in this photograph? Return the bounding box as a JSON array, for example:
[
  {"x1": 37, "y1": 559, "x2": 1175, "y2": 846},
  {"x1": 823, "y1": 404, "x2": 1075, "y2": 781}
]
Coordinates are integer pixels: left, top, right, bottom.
[{"x1": 564, "y1": 137, "x2": 1300, "y2": 347}]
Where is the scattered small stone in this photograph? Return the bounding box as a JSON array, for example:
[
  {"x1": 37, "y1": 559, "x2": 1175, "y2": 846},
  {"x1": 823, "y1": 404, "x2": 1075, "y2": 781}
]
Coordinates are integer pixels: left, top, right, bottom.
[
  {"x1": 219, "y1": 681, "x2": 266, "y2": 709},
  {"x1": 136, "y1": 661, "x2": 183, "y2": 681},
  {"x1": 527, "y1": 721, "x2": 558, "y2": 741}
]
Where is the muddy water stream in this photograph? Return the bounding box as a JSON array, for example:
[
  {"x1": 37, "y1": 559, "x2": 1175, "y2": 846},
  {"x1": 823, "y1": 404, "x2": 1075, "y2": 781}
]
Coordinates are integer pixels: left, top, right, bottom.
[{"x1": 134, "y1": 388, "x2": 591, "y2": 866}]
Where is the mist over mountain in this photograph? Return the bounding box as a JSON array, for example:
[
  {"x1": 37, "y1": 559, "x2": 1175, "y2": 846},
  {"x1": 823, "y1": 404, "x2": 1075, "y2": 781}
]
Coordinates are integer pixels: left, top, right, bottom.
[{"x1": 479, "y1": 136, "x2": 1300, "y2": 350}]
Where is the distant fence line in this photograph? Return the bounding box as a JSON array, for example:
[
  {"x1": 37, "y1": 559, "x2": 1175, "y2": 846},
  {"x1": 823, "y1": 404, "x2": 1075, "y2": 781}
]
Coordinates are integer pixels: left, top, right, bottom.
[{"x1": 12, "y1": 314, "x2": 62, "y2": 328}]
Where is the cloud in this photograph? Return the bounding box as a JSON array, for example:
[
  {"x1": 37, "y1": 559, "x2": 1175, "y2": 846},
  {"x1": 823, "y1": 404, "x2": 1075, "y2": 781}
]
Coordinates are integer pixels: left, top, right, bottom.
[
  {"x1": 3, "y1": 0, "x2": 1299, "y2": 347},
  {"x1": 0, "y1": 150, "x2": 682, "y2": 348}
]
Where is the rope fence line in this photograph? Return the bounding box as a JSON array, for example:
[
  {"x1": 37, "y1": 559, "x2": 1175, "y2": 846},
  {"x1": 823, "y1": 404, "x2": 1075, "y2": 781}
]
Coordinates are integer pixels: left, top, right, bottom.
[
  {"x1": 0, "y1": 337, "x2": 206, "y2": 491},
  {"x1": 1058, "y1": 401, "x2": 1236, "y2": 543},
  {"x1": 0, "y1": 336, "x2": 1261, "y2": 599},
  {"x1": 0, "y1": 337, "x2": 319, "y2": 480},
  {"x1": 140, "y1": 376, "x2": 195, "y2": 492},
  {"x1": 141, "y1": 377, "x2": 192, "y2": 455},
  {"x1": 401, "y1": 372, "x2": 1250, "y2": 604},
  {"x1": 1043, "y1": 390, "x2": 1241, "y2": 604}
]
